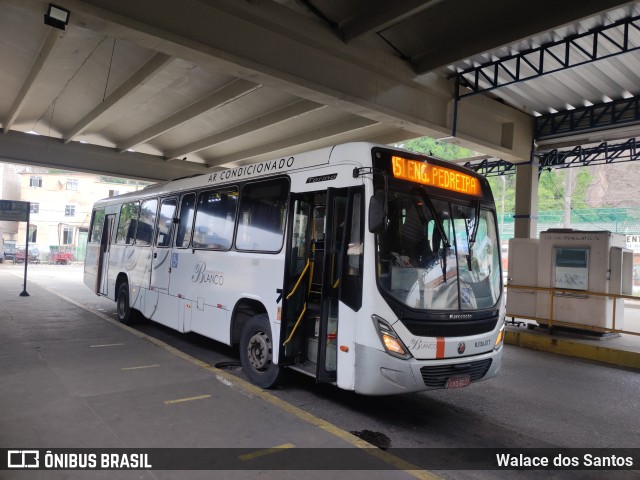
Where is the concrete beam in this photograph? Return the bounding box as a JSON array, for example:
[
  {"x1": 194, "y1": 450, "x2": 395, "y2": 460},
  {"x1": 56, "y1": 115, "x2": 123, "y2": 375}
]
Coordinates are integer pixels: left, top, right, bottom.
[
  {"x1": 165, "y1": 99, "x2": 324, "y2": 161},
  {"x1": 118, "y1": 79, "x2": 260, "y2": 153},
  {"x1": 208, "y1": 117, "x2": 378, "y2": 167},
  {"x1": 3, "y1": 29, "x2": 61, "y2": 134},
  {"x1": 57, "y1": 0, "x2": 533, "y2": 162},
  {"x1": 341, "y1": 0, "x2": 442, "y2": 42},
  {"x1": 0, "y1": 131, "x2": 208, "y2": 182},
  {"x1": 64, "y1": 52, "x2": 172, "y2": 143},
  {"x1": 411, "y1": 0, "x2": 634, "y2": 74}
]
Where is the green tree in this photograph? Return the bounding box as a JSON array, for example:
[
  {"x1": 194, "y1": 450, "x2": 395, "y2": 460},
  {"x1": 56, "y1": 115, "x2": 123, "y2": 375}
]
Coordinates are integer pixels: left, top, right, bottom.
[{"x1": 401, "y1": 137, "x2": 474, "y2": 161}]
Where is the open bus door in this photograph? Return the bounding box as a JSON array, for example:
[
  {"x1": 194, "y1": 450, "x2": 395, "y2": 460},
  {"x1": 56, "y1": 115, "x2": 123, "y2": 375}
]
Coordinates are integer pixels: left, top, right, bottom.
[
  {"x1": 97, "y1": 214, "x2": 115, "y2": 295},
  {"x1": 280, "y1": 188, "x2": 348, "y2": 384},
  {"x1": 315, "y1": 188, "x2": 348, "y2": 383}
]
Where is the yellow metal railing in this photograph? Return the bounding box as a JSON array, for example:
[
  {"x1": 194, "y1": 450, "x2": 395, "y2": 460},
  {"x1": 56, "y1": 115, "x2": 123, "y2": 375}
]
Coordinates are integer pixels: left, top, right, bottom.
[{"x1": 506, "y1": 284, "x2": 640, "y2": 337}]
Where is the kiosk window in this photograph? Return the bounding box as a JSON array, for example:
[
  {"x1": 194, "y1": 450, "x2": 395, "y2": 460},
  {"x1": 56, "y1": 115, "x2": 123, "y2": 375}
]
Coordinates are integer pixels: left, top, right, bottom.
[{"x1": 554, "y1": 247, "x2": 589, "y2": 290}]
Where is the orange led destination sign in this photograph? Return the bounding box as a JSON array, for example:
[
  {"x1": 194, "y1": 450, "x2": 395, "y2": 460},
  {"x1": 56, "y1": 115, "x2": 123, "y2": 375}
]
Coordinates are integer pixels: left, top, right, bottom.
[{"x1": 391, "y1": 156, "x2": 481, "y2": 196}]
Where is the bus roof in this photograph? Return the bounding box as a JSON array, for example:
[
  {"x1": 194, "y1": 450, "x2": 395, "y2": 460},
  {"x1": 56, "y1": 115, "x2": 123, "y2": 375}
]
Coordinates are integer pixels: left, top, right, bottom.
[{"x1": 91, "y1": 142, "x2": 485, "y2": 207}]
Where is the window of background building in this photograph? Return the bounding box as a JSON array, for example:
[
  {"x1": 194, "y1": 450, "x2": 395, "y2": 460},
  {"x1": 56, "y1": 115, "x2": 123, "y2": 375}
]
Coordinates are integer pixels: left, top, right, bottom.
[
  {"x1": 62, "y1": 226, "x2": 74, "y2": 245},
  {"x1": 28, "y1": 225, "x2": 37, "y2": 242},
  {"x1": 66, "y1": 179, "x2": 78, "y2": 191},
  {"x1": 64, "y1": 205, "x2": 76, "y2": 217},
  {"x1": 29, "y1": 176, "x2": 42, "y2": 188},
  {"x1": 30, "y1": 203, "x2": 39, "y2": 214}
]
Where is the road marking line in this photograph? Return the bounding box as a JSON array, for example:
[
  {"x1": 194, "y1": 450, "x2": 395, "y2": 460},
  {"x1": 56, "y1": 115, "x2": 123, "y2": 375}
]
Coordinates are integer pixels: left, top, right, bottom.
[
  {"x1": 35, "y1": 283, "x2": 440, "y2": 480},
  {"x1": 164, "y1": 394, "x2": 211, "y2": 405},
  {"x1": 238, "y1": 443, "x2": 295, "y2": 461},
  {"x1": 121, "y1": 364, "x2": 160, "y2": 371},
  {"x1": 90, "y1": 343, "x2": 125, "y2": 348}
]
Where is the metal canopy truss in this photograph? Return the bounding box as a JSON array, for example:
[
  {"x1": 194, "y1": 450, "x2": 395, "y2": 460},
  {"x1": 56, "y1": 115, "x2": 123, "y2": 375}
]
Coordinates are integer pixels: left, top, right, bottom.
[
  {"x1": 537, "y1": 138, "x2": 640, "y2": 168},
  {"x1": 535, "y1": 95, "x2": 640, "y2": 140},
  {"x1": 463, "y1": 158, "x2": 517, "y2": 177},
  {"x1": 465, "y1": 138, "x2": 640, "y2": 176},
  {"x1": 456, "y1": 14, "x2": 640, "y2": 99}
]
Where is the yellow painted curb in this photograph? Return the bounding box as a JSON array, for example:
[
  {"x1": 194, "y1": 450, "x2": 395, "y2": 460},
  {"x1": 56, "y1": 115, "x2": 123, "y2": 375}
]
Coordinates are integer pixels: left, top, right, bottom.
[{"x1": 505, "y1": 330, "x2": 640, "y2": 370}]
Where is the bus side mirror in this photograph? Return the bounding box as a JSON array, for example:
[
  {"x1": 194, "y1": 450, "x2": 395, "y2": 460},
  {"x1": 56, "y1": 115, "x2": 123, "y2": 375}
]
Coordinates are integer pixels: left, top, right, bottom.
[{"x1": 368, "y1": 192, "x2": 386, "y2": 234}]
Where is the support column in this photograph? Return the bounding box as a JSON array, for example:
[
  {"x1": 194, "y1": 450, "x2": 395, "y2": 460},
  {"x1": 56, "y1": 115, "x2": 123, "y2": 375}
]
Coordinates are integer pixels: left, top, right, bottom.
[{"x1": 513, "y1": 159, "x2": 539, "y2": 239}]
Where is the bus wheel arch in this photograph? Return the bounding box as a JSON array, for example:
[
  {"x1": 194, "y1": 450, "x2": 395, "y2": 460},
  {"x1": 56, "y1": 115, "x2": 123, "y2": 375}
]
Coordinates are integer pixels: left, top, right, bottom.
[
  {"x1": 239, "y1": 313, "x2": 281, "y2": 389},
  {"x1": 230, "y1": 299, "x2": 267, "y2": 345}
]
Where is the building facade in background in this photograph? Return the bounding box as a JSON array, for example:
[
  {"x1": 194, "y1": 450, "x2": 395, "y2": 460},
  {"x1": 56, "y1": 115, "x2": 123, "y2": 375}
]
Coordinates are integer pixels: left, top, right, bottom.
[
  {"x1": 0, "y1": 163, "x2": 22, "y2": 239},
  {"x1": 12, "y1": 169, "x2": 144, "y2": 261}
]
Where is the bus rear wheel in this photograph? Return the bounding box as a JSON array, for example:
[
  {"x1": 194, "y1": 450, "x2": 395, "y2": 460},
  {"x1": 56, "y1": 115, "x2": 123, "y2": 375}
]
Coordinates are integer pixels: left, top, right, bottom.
[
  {"x1": 240, "y1": 314, "x2": 281, "y2": 389},
  {"x1": 117, "y1": 282, "x2": 135, "y2": 325}
]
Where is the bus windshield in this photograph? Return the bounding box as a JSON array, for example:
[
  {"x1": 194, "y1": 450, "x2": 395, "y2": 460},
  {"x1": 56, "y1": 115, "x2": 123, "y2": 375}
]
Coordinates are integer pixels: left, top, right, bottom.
[{"x1": 376, "y1": 188, "x2": 501, "y2": 311}]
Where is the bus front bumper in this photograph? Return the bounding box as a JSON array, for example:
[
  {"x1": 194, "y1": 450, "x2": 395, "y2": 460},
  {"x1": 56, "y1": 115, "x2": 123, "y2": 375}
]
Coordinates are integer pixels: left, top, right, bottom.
[{"x1": 353, "y1": 343, "x2": 503, "y2": 395}]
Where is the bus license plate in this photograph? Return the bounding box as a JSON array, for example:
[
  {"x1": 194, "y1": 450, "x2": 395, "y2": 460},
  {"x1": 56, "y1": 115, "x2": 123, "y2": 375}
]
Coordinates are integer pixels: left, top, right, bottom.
[{"x1": 445, "y1": 375, "x2": 471, "y2": 389}]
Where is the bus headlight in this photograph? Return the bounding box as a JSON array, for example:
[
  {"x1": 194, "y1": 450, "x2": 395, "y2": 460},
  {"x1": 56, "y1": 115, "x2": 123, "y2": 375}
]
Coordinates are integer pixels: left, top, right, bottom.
[
  {"x1": 494, "y1": 324, "x2": 505, "y2": 350},
  {"x1": 372, "y1": 315, "x2": 411, "y2": 359}
]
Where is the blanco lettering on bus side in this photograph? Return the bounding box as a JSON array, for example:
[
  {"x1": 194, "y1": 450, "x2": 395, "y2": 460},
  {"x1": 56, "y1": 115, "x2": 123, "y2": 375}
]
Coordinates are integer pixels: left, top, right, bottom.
[
  {"x1": 207, "y1": 157, "x2": 295, "y2": 183},
  {"x1": 192, "y1": 261, "x2": 224, "y2": 285}
]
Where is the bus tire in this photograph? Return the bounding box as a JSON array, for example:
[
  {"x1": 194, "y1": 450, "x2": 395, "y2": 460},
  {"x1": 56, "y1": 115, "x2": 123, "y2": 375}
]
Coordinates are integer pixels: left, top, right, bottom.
[
  {"x1": 116, "y1": 282, "x2": 135, "y2": 325},
  {"x1": 240, "y1": 314, "x2": 281, "y2": 389}
]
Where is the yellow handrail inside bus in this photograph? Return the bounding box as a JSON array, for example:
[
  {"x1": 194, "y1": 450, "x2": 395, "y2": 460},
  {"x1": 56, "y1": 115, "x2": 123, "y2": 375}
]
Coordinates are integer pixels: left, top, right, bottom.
[
  {"x1": 308, "y1": 242, "x2": 316, "y2": 294},
  {"x1": 286, "y1": 258, "x2": 310, "y2": 300},
  {"x1": 283, "y1": 302, "x2": 307, "y2": 345}
]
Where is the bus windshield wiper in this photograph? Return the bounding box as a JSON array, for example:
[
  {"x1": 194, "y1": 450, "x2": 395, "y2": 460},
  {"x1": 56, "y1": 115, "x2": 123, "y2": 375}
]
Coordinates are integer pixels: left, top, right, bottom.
[
  {"x1": 465, "y1": 201, "x2": 481, "y2": 271},
  {"x1": 469, "y1": 200, "x2": 481, "y2": 245},
  {"x1": 415, "y1": 188, "x2": 450, "y2": 282}
]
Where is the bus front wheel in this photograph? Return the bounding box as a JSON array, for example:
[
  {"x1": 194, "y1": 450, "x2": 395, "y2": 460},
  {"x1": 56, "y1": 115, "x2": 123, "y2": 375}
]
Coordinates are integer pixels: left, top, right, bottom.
[{"x1": 240, "y1": 314, "x2": 281, "y2": 389}]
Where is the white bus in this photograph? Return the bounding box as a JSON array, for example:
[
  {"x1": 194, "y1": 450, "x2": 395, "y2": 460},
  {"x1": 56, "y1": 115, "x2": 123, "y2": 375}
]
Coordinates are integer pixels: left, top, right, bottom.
[{"x1": 84, "y1": 142, "x2": 504, "y2": 395}]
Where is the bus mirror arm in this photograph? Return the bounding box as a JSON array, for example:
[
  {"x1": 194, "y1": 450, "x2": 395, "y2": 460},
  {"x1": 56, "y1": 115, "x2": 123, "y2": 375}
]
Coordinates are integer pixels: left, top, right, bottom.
[{"x1": 353, "y1": 167, "x2": 388, "y2": 234}]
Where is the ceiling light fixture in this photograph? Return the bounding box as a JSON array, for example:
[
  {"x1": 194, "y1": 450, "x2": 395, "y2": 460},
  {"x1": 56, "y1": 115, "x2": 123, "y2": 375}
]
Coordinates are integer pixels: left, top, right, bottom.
[{"x1": 44, "y1": 4, "x2": 70, "y2": 30}]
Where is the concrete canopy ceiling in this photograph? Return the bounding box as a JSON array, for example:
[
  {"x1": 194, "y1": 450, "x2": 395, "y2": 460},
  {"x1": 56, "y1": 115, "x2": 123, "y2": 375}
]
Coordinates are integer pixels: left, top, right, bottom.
[{"x1": 0, "y1": 0, "x2": 636, "y2": 181}]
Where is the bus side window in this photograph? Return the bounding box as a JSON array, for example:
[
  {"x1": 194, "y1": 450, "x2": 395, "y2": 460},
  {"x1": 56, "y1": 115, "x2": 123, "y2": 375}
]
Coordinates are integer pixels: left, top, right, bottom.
[
  {"x1": 116, "y1": 201, "x2": 140, "y2": 245},
  {"x1": 193, "y1": 187, "x2": 238, "y2": 250},
  {"x1": 235, "y1": 178, "x2": 289, "y2": 252},
  {"x1": 156, "y1": 198, "x2": 178, "y2": 247},
  {"x1": 89, "y1": 208, "x2": 105, "y2": 243},
  {"x1": 136, "y1": 198, "x2": 158, "y2": 246},
  {"x1": 176, "y1": 193, "x2": 196, "y2": 248}
]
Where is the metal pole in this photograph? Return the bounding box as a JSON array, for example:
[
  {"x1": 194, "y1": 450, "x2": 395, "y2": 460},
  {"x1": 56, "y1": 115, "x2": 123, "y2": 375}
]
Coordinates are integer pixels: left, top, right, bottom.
[
  {"x1": 500, "y1": 176, "x2": 506, "y2": 236},
  {"x1": 20, "y1": 204, "x2": 30, "y2": 297}
]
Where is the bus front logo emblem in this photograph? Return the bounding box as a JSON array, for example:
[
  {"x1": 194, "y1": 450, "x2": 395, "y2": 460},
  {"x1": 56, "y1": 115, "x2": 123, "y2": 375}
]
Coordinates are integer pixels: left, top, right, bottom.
[{"x1": 457, "y1": 342, "x2": 466, "y2": 355}]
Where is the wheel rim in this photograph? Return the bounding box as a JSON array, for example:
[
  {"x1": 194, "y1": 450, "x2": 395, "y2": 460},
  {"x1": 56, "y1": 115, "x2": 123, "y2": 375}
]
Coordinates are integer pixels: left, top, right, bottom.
[{"x1": 247, "y1": 331, "x2": 271, "y2": 371}]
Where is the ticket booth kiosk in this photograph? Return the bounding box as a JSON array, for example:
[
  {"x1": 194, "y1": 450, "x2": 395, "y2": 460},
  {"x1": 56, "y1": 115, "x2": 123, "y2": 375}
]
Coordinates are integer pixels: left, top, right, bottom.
[{"x1": 508, "y1": 230, "x2": 633, "y2": 331}]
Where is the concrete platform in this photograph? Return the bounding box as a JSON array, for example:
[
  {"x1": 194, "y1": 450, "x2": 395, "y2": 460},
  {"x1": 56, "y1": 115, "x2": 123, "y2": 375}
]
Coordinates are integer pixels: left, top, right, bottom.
[
  {"x1": 504, "y1": 307, "x2": 640, "y2": 370},
  {"x1": 0, "y1": 271, "x2": 431, "y2": 479}
]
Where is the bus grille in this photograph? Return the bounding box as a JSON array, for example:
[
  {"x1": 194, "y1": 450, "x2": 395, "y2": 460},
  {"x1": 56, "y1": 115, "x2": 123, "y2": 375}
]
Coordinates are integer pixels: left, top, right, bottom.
[
  {"x1": 420, "y1": 359, "x2": 493, "y2": 387},
  {"x1": 402, "y1": 317, "x2": 497, "y2": 337}
]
